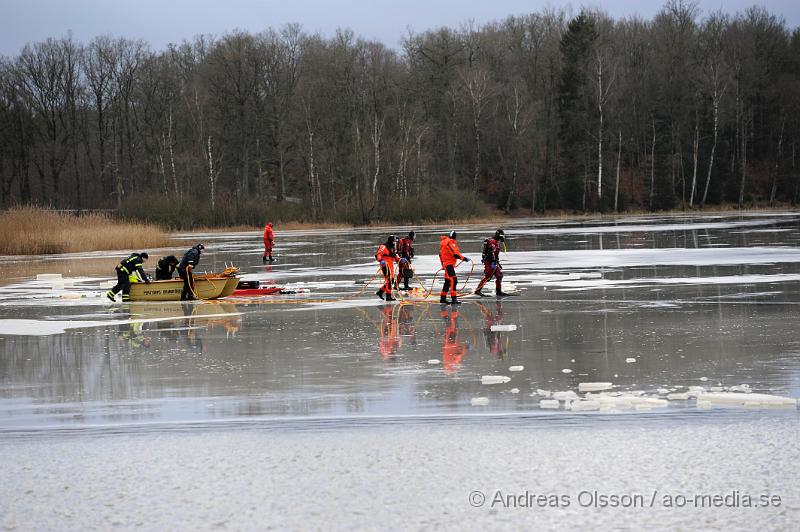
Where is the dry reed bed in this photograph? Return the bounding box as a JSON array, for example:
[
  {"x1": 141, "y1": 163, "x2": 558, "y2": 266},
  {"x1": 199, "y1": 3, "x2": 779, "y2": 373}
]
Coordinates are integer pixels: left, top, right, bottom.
[{"x1": 0, "y1": 207, "x2": 171, "y2": 255}]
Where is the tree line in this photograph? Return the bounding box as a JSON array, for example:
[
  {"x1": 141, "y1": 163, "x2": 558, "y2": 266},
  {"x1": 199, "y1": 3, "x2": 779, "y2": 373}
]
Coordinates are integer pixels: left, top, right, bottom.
[{"x1": 1, "y1": 1, "x2": 798, "y2": 226}]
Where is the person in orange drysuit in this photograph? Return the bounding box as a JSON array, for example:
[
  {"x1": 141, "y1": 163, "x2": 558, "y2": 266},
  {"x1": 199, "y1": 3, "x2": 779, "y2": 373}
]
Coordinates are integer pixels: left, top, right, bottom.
[
  {"x1": 262, "y1": 222, "x2": 275, "y2": 263},
  {"x1": 475, "y1": 229, "x2": 510, "y2": 297},
  {"x1": 438, "y1": 231, "x2": 470, "y2": 305},
  {"x1": 375, "y1": 235, "x2": 398, "y2": 301},
  {"x1": 397, "y1": 231, "x2": 416, "y2": 290},
  {"x1": 441, "y1": 307, "x2": 467, "y2": 374}
]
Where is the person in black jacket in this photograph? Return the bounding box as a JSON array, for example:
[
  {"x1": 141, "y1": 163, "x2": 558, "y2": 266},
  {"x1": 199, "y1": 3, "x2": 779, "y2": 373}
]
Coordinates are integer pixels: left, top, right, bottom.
[
  {"x1": 178, "y1": 244, "x2": 204, "y2": 301},
  {"x1": 107, "y1": 252, "x2": 150, "y2": 302},
  {"x1": 155, "y1": 255, "x2": 179, "y2": 280}
]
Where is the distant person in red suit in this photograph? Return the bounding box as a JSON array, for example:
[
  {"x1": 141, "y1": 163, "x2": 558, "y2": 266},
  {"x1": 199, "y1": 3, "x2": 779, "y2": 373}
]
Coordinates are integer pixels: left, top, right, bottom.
[{"x1": 263, "y1": 222, "x2": 275, "y2": 263}]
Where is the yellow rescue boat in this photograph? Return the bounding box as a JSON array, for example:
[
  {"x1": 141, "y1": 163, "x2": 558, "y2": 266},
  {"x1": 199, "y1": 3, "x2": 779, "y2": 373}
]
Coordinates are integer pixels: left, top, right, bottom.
[{"x1": 127, "y1": 266, "x2": 240, "y2": 302}]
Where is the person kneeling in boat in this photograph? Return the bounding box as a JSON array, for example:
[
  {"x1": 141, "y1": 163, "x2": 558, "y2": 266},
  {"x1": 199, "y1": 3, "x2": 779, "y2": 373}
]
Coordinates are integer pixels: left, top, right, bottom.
[
  {"x1": 155, "y1": 255, "x2": 179, "y2": 280},
  {"x1": 178, "y1": 243, "x2": 204, "y2": 301},
  {"x1": 106, "y1": 252, "x2": 149, "y2": 302},
  {"x1": 375, "y1": 235, "x2": 398, "y2": 301}
]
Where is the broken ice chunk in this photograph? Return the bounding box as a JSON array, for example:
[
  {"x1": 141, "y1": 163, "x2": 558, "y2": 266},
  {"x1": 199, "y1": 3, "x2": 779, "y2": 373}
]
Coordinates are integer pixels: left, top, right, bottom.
[
  {"x1": 427, "y1": 360, "x2": 440, "y2": 365},
  {"x1": 470, "y1": 397, "x2": 490, "y2": 406},
  {"x1": 490, "y1": 324, "x2": 517, "y2": 332},
  {"x1": 508, "y1": 365, "x2": 524, "y2": 372},
  {"x1": 552, "y1": 391, "x2": 579, "y2": 401},
  {"x1": 625, "y1": 358, "x2": 637, "y2": 363},
  {"x1": 667, "y1": 392, "x2": 690, "y2": 401},
  {"x1": 578, "y1": 382, "x2": 613, "y2": 392},
  {"x1": 700, "y1": 392, "x2": 797, "y2": 408},
  {"x1": 539, "y1": 399, "x2": 559, "y2": 409},
  {"x1": 571, "y1": 400, "x2": 601, "y2": 411},
  {"x1": 481, "y1": 375, "x2": 511, "y2": 385},
  {"x1": 561, "y1": 368, "x2": 572, "y2": 374}
]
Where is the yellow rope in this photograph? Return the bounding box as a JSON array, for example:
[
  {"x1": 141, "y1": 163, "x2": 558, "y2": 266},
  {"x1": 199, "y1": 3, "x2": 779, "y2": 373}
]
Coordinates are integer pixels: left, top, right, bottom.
[{"x1": 189, "y1": 258, "x2": 476, "y2": 306}]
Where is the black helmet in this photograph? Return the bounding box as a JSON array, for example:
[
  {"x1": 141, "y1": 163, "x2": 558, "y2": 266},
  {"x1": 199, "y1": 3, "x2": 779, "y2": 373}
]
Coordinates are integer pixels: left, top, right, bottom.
[
  {"x1": 449, "y1": 231, "x2": 457, "y2": 240},
  {"x1": 196, "y1": 243, "x2": 205, "y2": 251},
  {"x1": 494, "y1": 229, "x2": 505, "y2": 242},
  {"x1": 140, "y1": 252, "x2": 149, "y2": 259},
  {"x1": 387, "y1": 235, "x2": 395, "y2": 245},
  {"x1": 408, "y1": 231, "x2": 416, "y2": 240}
]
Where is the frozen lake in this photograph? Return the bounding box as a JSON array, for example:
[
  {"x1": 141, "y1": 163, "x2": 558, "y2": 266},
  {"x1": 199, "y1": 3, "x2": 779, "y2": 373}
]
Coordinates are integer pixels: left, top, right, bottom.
[{"x1": 1, "y1": 212, "x2": 798, "y2": 529}]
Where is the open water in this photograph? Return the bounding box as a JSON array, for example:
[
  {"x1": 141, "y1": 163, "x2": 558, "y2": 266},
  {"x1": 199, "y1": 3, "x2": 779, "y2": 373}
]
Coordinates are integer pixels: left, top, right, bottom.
[{"x1": 0, "y1": 212, "x2": 798, "y2": 530}]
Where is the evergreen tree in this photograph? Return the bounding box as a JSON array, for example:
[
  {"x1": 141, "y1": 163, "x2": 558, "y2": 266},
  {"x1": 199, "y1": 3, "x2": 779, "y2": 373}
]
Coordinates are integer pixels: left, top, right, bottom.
[{"x1": 557, "y1": 13, "x2": 597, "y2": 209}]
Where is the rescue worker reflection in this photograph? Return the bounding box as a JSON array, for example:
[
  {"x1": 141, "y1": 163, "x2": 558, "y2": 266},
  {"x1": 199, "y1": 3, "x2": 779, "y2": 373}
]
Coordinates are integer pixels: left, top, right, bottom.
[
  {"x1": 375, "y1": 235, "x2": 399, "y2": 301},
  {"x1": 366, "y1": 304, "x2": 418, "y2": 360},
  {"x1": 118, "y1": 321, "x2": 151, "y2": 349},
  {"x1": 439, "y1": 231, "x2": 470, "y2": 305},
  {"x1": 107, "y1": 252, "x2": 149, "y2": 302},
  {"x1": 378, "y1": 305, "x2": 401, "y2": 360},
  {"x1": 440, "y1": 307, "x2": 468, "y2": 374},
  {"x1": 178, "y1": 243, "x2": 204, "y2": 301},
  {"x1": 475, "y1": 229, "x2": 509, "y2": 297},
  {"x1": 397, "y1": 231, "x2": 415, "y2": 291},
  {"x1": 476, "y1": 301, "x2": 508, "y2": 359}
]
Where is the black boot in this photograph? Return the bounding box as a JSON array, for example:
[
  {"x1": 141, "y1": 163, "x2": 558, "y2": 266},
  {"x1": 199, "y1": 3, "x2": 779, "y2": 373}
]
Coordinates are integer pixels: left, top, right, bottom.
[
  {"x1": 496, "y1": 290, "x2": 510, "y2": 297},
  {"x1": 269, "y1": 256, "x2": 275, "y2": 262},
  {"x1": 376, "y1": 289, "x2": 384, "y2": 300},
  {"x1": 474, "y1": 288, "x2": 487, "y2": 297},
  {"x1": 385, "y1": 293, "x2": 396, "y2": 301},
  {"x1": 440, "y1": 295, "x2": 448, "y2": 304},
  {"x1": 449, "y1": 296, "x2": 461, "y2": 305},
  {"x1": 262, "y1": 255, "x2": 267, "y2": 264}
]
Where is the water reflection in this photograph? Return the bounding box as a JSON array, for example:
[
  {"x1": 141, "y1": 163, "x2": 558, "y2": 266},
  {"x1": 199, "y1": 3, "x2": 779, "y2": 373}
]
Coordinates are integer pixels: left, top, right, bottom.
[
  {"x1": 117, "y1": 321, "x2": 152, "y2": 350},
  {"x1": 440, "y1": 307, "x2": 468, "y2": 374},
  {"x1": 476, "y1": 301, "x2": 508, "y2": 360},
  {"x1": 377, "y1": 305, "x2": 401, "y2": 361}
]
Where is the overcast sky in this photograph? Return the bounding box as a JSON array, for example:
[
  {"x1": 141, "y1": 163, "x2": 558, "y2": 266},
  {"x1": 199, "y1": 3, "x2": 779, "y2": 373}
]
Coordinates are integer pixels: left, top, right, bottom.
[{"x1": 2, "y1": 0, "x2": 799, "y2": 56}]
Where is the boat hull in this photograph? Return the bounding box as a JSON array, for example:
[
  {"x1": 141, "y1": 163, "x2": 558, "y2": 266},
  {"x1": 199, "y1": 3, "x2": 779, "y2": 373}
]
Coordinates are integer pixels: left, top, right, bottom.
[{"x1": 128, "y1": 277, "x2": 235, "y2": 301}]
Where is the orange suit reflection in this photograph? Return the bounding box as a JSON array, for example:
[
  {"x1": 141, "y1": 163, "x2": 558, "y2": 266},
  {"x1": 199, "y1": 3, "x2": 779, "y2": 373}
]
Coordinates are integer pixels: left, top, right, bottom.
[
  {"x1": 441, "y1": 308, "x2": 466, "y2": 374},
  {"x1": 378, "y1": 305, "x2": 401, "y2": 360}
]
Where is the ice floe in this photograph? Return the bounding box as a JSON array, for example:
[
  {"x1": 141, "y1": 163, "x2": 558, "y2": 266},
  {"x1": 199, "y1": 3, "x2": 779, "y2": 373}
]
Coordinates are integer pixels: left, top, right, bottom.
[
  {"x1": 490, "y1": 324, "x2": 517, "y2": 332},
  {"x1": 481, "y1": 375, "x2": 511, "y2": 385}
]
